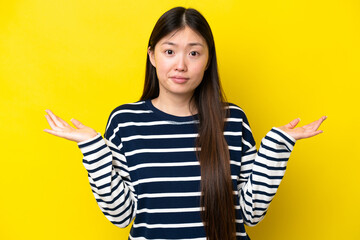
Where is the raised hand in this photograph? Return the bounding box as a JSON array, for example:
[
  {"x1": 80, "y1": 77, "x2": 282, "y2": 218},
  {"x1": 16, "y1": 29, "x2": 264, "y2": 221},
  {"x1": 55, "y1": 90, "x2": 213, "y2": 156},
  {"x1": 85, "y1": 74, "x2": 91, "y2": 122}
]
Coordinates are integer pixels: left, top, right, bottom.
[
  {"x1": 277, "y1": 116, "x2": 327, "y2": 140},
  {"x1": 44, "y1": 109, "x2": 98, "y2": 143}
]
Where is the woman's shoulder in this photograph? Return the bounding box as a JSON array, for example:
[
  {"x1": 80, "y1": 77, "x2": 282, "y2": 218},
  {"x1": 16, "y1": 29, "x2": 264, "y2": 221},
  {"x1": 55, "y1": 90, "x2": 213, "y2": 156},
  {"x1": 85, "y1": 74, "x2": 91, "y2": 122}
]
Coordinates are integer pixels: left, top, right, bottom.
[
  {"x1": 106, "y1": 100, "x2": 151, "y2": 123},
  {"x1": 226, "y1": 102, "x2": 248, "y2": 119},
  {"x1": 225, "y1": 102, "x2": 253, "y2": 134},
  {"x1": 111, "y1": 100, "x2": 148, "y2": 112}
]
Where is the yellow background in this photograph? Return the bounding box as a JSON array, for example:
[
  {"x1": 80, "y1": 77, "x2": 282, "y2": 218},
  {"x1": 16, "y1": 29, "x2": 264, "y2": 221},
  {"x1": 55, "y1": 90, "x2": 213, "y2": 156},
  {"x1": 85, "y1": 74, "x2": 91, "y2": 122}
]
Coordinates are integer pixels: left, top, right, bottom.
[{"x1": 1, "y1": 0, "x2": 359, "y2": 239}]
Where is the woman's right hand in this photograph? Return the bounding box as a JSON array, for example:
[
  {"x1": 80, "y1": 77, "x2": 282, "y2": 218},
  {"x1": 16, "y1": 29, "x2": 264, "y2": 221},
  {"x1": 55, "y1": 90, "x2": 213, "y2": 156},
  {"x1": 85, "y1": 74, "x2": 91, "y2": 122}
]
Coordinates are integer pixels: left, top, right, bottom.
[{"x1": 44, "y1": 109, "x2": 98, "y2": 143}]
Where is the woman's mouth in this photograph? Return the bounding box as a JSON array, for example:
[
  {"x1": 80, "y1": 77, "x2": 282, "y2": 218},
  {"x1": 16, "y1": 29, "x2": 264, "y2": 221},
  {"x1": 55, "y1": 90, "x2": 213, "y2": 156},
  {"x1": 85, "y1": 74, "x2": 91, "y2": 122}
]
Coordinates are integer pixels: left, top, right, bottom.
[{"x1": 170, "y1": 76, "x2": 189, "y2": 84}]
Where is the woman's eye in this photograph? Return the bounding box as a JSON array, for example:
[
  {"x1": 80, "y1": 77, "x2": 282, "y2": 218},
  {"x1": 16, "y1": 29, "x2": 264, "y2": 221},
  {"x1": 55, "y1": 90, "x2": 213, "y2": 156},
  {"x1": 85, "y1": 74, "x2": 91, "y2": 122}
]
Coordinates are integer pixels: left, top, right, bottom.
[{"x1": 164, "y1": 50, "x2": 199, "y2": 56}]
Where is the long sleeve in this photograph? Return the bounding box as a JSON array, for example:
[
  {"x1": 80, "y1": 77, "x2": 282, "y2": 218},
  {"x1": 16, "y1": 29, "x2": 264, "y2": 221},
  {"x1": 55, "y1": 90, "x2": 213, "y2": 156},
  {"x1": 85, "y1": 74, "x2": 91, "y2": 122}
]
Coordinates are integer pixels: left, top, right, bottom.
[
  {"x1": 77, "y1": 112, "x2": 137, "y2": 228},
  {"x1": 237, "y1": 117, "x2": 296, "y2": 226}
]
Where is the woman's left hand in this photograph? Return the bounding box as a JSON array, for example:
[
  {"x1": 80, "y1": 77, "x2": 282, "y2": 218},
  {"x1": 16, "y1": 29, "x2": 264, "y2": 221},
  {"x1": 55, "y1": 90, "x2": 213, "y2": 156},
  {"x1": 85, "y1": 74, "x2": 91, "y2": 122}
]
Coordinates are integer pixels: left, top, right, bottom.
[{"x1": 277, "y1": 116, "x2": 327, "y2": 140}]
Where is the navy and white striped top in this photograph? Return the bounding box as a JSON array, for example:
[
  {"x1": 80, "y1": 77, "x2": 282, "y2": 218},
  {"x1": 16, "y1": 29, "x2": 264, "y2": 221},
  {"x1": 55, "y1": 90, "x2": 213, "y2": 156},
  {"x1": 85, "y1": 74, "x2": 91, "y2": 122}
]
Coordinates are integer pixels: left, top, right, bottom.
[{"x1": 77, "y1": 99, "x2": 296, "y2": 240}]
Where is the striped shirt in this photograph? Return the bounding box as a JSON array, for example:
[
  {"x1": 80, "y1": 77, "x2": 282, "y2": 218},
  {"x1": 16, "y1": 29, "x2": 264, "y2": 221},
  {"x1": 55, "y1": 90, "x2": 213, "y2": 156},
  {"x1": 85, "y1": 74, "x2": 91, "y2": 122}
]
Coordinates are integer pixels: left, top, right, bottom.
[{"x1": 77, "y1": 99, "x2": 296, "y2": 240}]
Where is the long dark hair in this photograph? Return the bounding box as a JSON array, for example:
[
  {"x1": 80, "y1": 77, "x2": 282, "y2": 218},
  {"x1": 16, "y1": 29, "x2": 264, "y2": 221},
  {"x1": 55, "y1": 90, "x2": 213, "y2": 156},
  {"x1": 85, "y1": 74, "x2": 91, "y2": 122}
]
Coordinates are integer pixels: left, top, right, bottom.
[{"x1": 140, "y1": 7, "x2": 235, "y2": 240}]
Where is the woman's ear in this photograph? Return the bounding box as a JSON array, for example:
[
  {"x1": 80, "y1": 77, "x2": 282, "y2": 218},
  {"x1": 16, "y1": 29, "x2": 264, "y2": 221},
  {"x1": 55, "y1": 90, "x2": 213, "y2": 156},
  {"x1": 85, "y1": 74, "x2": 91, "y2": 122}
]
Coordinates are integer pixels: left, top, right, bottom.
[{"x1": 148, "y1": 46, "x2": 156, "y2": 68}]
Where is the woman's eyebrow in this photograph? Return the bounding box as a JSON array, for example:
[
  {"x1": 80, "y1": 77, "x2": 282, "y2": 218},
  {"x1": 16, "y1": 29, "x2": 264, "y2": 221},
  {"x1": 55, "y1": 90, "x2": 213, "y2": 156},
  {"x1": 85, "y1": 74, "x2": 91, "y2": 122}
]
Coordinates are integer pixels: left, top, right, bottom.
[{"x1": 161, "y1": 41, "x2": 204, "y2": 47}]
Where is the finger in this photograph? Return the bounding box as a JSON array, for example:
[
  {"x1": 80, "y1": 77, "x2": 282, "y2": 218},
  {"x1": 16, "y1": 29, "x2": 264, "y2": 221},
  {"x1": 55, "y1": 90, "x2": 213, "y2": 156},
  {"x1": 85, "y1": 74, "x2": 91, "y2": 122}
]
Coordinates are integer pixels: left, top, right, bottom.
[
  {"x1": 45, "y1": 114, "x2": 62, "y2": 131},
  {"x1": 43, "y1": 128, "x2": 68, "y2": 138},
  {"x1": 317, "y1": 115, "x2": 327, "y2": 126},
  {"x1": 300, "y1": 130, "x2": 324, "y2": 139},
  {"x1": 45, "y1": 109, "x2": 65, "y2": 128},
  {"x1": 57, "y1": 117, "x2": 70, "y2": 127},
  {"x1": 302, "y1": 116, "x2": 327, "y2": 131},
  {"x1": 285, "y1": 118, "x2": 300, "y2": 129},
  {"x1": 311, "y1": 116, "x2": 327, "y2": 131},
  {"x1": 71, "y1": 118, "x2": 85, "y2": 129}
]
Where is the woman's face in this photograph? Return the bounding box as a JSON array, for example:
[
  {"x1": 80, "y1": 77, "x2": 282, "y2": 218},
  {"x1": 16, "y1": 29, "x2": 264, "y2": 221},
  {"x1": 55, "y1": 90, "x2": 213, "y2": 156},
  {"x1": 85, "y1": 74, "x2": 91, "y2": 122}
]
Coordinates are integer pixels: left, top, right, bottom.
[{"x1": 148, "y1": 26, "x2": 209, "y2": 100}]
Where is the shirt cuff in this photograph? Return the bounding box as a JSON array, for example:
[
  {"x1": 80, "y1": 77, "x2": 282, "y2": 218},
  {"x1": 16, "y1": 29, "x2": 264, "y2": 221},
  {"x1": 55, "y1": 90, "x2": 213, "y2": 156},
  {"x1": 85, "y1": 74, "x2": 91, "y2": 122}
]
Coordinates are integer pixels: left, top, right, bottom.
[
  {"x1": 270, "y1": 127, "x2": 296, "y2": 151},
  {"x1": 77, "y1": 132, "x2": 102, "y2": 145}
]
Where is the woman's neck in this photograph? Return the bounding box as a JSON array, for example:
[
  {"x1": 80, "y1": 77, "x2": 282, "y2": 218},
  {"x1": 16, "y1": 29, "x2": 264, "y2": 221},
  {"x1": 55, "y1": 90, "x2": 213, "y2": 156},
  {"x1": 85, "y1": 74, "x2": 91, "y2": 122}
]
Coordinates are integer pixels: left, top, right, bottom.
[{"x1": 151, "y1": 94, "x2": 197, "y2": 117}]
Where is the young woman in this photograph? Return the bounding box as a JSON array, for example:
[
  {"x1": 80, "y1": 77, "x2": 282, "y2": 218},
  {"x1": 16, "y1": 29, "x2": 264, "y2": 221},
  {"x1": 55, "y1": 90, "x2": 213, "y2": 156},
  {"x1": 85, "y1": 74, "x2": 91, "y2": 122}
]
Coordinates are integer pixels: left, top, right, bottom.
[{"x1": 44, "y1": 6, "x2": 327, "y2": 240}]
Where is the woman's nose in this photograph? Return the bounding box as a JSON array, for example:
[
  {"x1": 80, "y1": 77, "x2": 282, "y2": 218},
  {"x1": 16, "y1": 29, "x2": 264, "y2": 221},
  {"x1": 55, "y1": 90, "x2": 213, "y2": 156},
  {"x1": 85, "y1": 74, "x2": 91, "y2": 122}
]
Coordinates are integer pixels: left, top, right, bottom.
[{"x1": 175, "y1": 55, "x2": 187, "y2": 71}]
